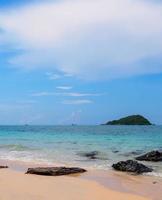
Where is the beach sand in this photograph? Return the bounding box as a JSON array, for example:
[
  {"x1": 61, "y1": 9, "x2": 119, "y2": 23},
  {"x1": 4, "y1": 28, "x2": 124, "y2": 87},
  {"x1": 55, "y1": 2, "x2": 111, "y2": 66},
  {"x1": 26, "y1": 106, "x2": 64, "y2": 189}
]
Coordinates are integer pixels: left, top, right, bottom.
[
  {"x1": 0, "y1": 168, "x2": 151, "y2": 200},
  {"x1": 82, "y1": 170, "x2": 162, "y2": 200},
  {"x1": 0, "y1": 159, "x2": 162, "y2": 200}
]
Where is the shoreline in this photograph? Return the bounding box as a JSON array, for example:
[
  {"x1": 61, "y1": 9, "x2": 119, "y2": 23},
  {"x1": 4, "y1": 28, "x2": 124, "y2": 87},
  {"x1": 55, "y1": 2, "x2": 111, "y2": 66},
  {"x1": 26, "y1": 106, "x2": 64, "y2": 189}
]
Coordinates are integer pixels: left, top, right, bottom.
[{"x1": 0, "y1": 159, "x2": 162, "y2": 200}]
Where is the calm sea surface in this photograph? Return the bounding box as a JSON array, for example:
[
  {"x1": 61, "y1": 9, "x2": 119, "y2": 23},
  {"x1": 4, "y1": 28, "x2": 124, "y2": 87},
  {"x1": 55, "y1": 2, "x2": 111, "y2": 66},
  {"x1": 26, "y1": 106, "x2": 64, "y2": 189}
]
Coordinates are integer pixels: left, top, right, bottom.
[{"x1": 0, "y1": 125, "x2": 162, "y2": 177}]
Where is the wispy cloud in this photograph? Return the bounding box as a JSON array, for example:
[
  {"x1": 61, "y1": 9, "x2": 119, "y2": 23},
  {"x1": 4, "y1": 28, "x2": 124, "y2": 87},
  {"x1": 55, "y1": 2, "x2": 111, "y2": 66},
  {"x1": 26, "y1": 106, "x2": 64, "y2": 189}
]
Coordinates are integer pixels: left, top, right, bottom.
[
  {"x1": 46, "y1": 72, "x2": 73, "y2": 80},
  {"x1": 46, "y1": 72, "x2": 61, "y2": 80},
  {"x1": 31, "y1": 91, "x2": 103, "y2": 97},
  {"x1": 0, "y1": 0, "x2": 162, "y2": 79},
  {"x1": 64, "y1": 73, "x2": 73, "y2": 77},
  {"x1": 62, "y1": 100, "x2": 93, "y2": 105},
  {"x1": 31, "y1": 92, "x2": 52, "y2": 97},
  {"x1": 56, "y1": 86, "x2": 72, "y2": 90},
  {"x1": 66, "y1": 92, "x2": 103, "y2": 97}
]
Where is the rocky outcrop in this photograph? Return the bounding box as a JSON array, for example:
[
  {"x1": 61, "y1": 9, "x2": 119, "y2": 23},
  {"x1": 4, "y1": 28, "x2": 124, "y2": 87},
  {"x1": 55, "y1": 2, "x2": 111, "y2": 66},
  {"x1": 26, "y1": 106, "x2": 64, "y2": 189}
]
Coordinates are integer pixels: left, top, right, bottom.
[
  {"x1": 112, "y1": 160, "x2": 153, "y2": 174},
  {"x1": 0, "y1": 165, "x2": 8, "y2": 169},
  {"x1": 26, "y1": 167, "x2": 87, "y2": 176},
  {"x1": 136, "y1": 151, "x2": 162, "y2": 162}
]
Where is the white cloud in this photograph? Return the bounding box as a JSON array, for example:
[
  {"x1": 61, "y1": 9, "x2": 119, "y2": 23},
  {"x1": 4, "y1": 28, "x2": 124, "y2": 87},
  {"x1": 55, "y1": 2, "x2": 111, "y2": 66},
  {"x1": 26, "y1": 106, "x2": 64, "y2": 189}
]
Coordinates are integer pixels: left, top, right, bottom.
[
  {"x1": 31, "y1": 91, "x2": 102, "y2": 97},
  {"x1": 62, "y1": 99, "x2": 93, "y2": 105},
  {"x1": 64, "y1": 73, "x2": 73, "y2": 77},
  {"x1": 31, "y1": 92, "x2": 53, "y2": 97},
  {"x1": 46, "y1": 72, "x2": 73, "y2": 80},
  {"x1": 0, "y1": 0, "x2": 162, "y2": 79},
  {"x1": 63, "y1": 92, "x2": 102, "y2": 97},
  {"x1": 56, "y1": 86, "x2": 72, "y2": 90},
  {"x1": 46, "y1": 72, "x2": 61, "y2": 80}
]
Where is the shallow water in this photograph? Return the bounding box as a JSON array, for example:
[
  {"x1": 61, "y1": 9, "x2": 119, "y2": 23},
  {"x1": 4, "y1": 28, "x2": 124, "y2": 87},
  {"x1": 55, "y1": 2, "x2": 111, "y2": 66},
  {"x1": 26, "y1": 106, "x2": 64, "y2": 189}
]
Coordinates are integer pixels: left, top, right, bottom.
[{"x1": 0, "y1": 125, "x2": 162, "y2": 177}]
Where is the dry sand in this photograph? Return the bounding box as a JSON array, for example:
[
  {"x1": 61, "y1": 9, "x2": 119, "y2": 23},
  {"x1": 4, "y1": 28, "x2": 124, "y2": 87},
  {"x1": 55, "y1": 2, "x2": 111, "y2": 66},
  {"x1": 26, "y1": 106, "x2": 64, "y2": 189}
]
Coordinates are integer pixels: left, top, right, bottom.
[{"x1": 0, "y1": 168, "x2": 150, "y2": 200}]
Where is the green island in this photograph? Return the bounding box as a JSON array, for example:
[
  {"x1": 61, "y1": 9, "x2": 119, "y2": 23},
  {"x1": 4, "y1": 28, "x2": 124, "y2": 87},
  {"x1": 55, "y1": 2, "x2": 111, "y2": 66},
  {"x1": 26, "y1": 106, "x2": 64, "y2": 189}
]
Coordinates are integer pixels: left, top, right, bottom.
[{"x1": 105, "y1": 115, "x2": 152, "y2": 125}]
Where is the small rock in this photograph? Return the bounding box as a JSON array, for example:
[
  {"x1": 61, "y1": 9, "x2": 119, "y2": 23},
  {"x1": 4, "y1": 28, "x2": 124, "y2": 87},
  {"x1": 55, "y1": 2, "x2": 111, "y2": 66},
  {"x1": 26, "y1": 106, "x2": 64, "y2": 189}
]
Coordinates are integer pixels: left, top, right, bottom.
[
  {"x1": 77, "y1": 151, "x2": 100, "y2": 160},
  {"x1": 0, "y1": 165, "x2": 8, "y2": 169},
  {"x1": 112, "y1": 150, "x2": 119, "y2": 153},
  {"x1": 131, "y1": 150, "x2": 144, "y2": 156},
  {"x1": 136, "y1": 151, "x2": 162, "y2": 162},
  {"x1": 120, "y1": 150, "x2": 144, "y2": 157},
  {"x1": 112, "y1": 160, "x2": 153, "y2": 174},
  {"x1": 26, "y1": 167, "x2": 87, "y2": 176}
]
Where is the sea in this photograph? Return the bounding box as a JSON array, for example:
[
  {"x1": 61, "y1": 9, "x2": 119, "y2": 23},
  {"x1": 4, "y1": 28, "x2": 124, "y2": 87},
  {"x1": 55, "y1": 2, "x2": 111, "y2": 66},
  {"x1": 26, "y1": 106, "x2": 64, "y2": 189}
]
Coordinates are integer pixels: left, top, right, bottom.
[{"x1": 0, "y1": 125, "x2": 162, "y2": 177}]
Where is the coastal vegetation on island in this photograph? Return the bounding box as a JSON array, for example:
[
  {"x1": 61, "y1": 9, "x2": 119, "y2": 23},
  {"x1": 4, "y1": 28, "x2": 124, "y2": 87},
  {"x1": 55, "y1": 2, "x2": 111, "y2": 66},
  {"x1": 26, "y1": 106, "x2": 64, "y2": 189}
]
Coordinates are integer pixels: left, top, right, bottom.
[{"x1": 105, "y1": 115, "x2": 152, "y2": 125}]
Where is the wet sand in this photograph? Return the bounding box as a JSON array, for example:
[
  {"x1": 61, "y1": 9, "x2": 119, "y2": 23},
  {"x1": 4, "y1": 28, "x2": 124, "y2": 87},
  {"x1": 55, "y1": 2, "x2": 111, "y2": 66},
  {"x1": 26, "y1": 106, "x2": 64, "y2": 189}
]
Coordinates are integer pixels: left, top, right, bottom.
[{"x1": 81, "y1": 170, "x2": 162, "y2": 200}]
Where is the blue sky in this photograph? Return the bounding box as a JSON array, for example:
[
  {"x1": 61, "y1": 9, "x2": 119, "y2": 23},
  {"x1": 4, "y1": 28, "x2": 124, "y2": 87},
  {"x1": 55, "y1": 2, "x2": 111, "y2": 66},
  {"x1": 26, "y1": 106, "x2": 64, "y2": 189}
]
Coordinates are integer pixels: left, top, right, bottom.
[{"x1": 0, "y1": 0, "x2": 162, "y2": 125}]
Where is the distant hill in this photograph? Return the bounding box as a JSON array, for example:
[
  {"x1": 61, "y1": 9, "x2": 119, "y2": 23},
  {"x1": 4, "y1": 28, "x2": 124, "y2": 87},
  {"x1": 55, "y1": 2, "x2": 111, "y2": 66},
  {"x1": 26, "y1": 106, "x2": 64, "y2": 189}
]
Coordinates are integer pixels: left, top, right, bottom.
[{"x1": 105, "y1": 115, "x2": 152, "y2": 125}]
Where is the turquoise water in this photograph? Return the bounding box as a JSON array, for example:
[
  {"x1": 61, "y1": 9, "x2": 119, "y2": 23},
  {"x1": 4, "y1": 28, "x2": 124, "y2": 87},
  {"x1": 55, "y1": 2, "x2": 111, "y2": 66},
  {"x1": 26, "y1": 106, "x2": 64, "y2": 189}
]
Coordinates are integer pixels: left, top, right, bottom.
[{"x1": 0, "y1": 125, "x2": 162, "y2": 176}]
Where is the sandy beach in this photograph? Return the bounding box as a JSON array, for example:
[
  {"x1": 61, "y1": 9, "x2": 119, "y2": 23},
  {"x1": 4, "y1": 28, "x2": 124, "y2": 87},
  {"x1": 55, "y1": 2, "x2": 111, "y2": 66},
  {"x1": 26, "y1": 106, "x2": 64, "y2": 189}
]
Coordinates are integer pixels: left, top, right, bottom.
[
  {"x1": 0, "y1": 159, "x2": 162, "y2": 200},
  {"x1": 0, "y1": 168, "x2": 152, "y2": 200}
]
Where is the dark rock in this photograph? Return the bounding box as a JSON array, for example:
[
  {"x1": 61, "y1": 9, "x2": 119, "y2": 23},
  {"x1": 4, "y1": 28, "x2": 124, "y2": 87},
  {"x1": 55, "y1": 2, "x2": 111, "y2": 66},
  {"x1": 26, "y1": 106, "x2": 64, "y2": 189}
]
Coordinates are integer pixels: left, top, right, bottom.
[
  {"x1": 121, "y1": 150, "x2": 144, "y2": 157},
  {"x1": 77, "y1": 151, "x2": 108, "y2": 161},
  {"x1": 112, "y1": 160, "x2": 153, "y2": 174},
  {"x1": 131, "y1": 150, "x2": 144, "y2": 156},
  {"x1": 136, "y1": 151, "x2": 162, "y2": 162},
  {"x1": 0, "y1": 165, "x2": 8, "y2": 169},
  {"x1": 77, "y1": 151, "x2": 100, "y2": 160},
  {"x1": 26, "y1": 167, "x2": 87, "y2": 176},
  {"x1": 112, "y1": 150, "x2": 119, "y2": 153}
]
